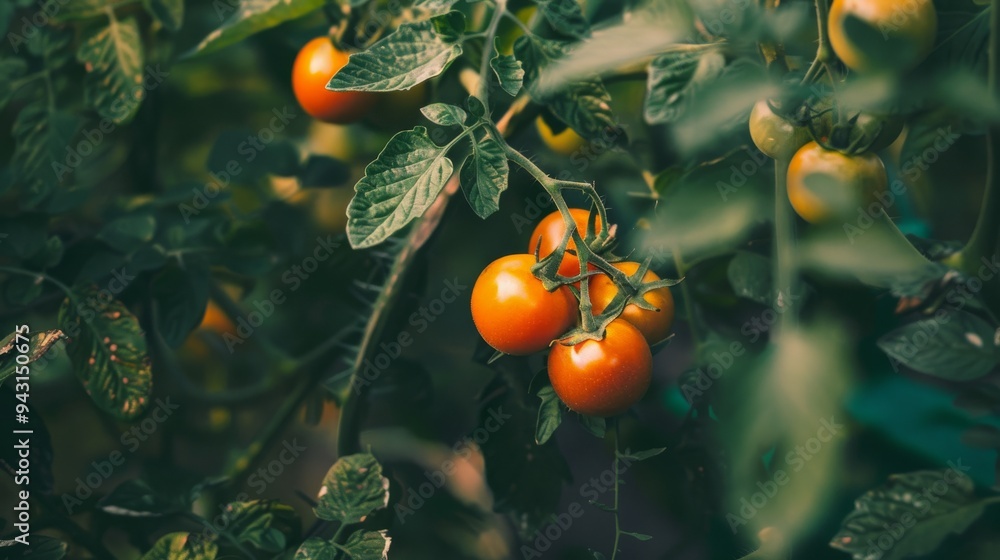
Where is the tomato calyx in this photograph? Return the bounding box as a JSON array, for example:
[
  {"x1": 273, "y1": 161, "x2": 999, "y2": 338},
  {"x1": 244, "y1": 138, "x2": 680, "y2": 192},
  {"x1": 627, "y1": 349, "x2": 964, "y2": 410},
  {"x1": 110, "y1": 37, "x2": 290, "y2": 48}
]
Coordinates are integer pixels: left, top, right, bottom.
[{"x1": 557, "y1": 258, "x2": 682, "y2": 346}]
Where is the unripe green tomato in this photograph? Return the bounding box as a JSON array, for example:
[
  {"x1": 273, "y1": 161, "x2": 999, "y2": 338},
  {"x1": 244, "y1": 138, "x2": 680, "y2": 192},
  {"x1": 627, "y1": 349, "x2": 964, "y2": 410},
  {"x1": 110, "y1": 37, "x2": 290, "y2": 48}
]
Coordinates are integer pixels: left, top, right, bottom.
[{"x1": 749, "y1": 100, "x2": 812, "y2": 160}]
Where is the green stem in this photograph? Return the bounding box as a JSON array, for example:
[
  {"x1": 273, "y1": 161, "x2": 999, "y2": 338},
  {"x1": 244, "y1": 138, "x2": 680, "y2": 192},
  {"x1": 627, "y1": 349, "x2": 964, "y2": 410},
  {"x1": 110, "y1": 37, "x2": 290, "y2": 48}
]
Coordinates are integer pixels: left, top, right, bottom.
[
  {"x1": 477, "y1": 0, "x2": 508, "y2": 109},
  {"x1": 773, "y1": 158, "x2": 798, "y2": 333},
  {"x1": 0, "y1": 266, "x2": 75, "y2": 303},
  {"x1": 953, "y1": 0, "x2": 1000, "y2": 274},
  {"x1": 671, "y1": 248, "x2": 703, "y2": 349},
  {"x1": 184, "y1": 511, "x2": 255, "y2": 558}
]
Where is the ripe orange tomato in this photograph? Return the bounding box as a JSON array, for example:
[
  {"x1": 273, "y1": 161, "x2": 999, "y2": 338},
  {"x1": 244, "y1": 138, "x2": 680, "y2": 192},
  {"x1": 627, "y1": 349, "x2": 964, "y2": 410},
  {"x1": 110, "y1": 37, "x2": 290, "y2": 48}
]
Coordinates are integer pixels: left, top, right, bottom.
[
  {"x1": 786, "y1": 141, "x2": 887, "y2": 224},
  {"x1": 536, "y1": 116, "x2": 588, "y2": 156},
  {"x1": 471, "y1": 254, "x2": 577, "y2": 355},
  {"x1": 828, "y1": 0, "x2": 937, "y2": 73},
  {"x1": 292, "y1": 37, "x2": 376, "y2": 124},
  {"x1": 589, "y1": 262, "x2": 675, "y2": 344},
  {"x1": 528, "y1": 209, "x2": 603, "y2": 279},
  {"x1": 548, "y1": 320, "x2": 652, "y2": 417}
]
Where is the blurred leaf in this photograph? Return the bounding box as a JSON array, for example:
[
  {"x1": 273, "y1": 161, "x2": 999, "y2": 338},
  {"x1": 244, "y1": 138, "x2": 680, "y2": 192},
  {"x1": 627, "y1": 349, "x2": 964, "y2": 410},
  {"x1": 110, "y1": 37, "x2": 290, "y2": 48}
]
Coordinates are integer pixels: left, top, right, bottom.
[
  {"x1": 329, "y1": 17, "x2": 464, "y2": 92},
  {"x1": 621, "y1": 531, "x2": 653, "y2": 541},
  {"x1": 151, "y1": 259, "x2": 210, "y2": 348},
  {"x1": 900, "y1": 110, "x2": 966, "y2": 171},
  {"x1": 298, "y1": 155, "x2": 351, "y2": 188},
  {"x1": 877, "y1": 308, "x2": 998, "y2": 381},
  {"x1": 58, "y1": 285, "x2": 153, "y2": 420},
  {"x1": 727, "y1": 251, "x2": 772, "y2": 305},
  {"x1": 642, "y1": 148, "x2": 771, "y2": 260},
  {"x1": 0, "y1": 535, "x2": 66, "y2": 559},
  {"x1": 798, "y1": 221, "x2": 936, "y2": 288},
  {"x1": 0, "y1": 388, "x2": 56, "y2": 494},
  {"x1": 188, "y1": 0, "x2": 325, "y2": 57},
  {"x1": 77, "y1": 15, "x2": 145, "y2": 124},
  {"x1": 963, "y1": 425, "x2": 1000, "y2": 449},
  {"x1": 98, "y1": 215, "x2": 157, "y2": 254},
  {"x1": 295, "y1": 538, "x2": 338, "y2": 559},
  {"x1": 491, "y1": 39, "x2": 524, "y2": 96},
  {"x1": 314, "y1": 453, "x2": 389, "y2": 524},
  {"x1": 345, "y1": 127, "x2": 455, "y2": 248},
  {"x1": 619, "y1": 447, "x2": 666, "y2": 462},
  {"x1": 722, "y1": 319, "x2": 851, "y2": 542},
  {"x1": 830, "y1": 470, "x2": 990, "y2": 560},
  {"x1": 645, "y1": 45, "x2": 726, "y2": 125},
  {"x1": 516, "y1": 35, "x2": 618, "y2": 142},
  {"x1": 99, "y1": 479, "x2": 179, "y2": 517},
  {"x1": 460, "y1": 129, "x2": 509, "y2": 219},
  {"x1": 144, "y1": 0, "x2": 184, "y2": 31},
  {"x1": 536, "y1": 0, "x2": 590, "y2": 38},
  {"x1": 139, "y1": 532, "x2": 218, "y2": 559},
  {"x1": 12, "y1": 105, "x2": 81, "y2": 204},
  {"x1": 0, "y1": 57, "x2": 27, "y2": 109},
  {"x1": 535, "y1": 385, "x2": 563, "y2": 444},
  {"x1": 0, "y1": 329, "x2": 64, "y2": 385},
  {"x1": 536, "y1": 11, "x2": 688, "y2": 92}
]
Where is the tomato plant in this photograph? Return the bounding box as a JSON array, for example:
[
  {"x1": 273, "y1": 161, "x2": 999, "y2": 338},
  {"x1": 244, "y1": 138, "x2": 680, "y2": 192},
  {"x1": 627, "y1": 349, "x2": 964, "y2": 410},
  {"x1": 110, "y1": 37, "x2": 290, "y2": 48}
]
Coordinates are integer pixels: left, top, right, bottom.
[{"x1": 2, "y1": 0, "x2": 1000, "y2": 559}]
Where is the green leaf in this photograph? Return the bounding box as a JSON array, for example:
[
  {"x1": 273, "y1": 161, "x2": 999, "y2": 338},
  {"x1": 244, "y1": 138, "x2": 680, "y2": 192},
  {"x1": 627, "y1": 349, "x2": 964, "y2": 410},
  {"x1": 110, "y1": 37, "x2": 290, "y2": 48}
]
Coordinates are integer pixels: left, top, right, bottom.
[
  {"x1": 877, "y1": 308, "x2": 999, "y2": 381},
  {"x1": 12, "y1": 105, "x2": 81, "y2": 202},
  {"x1": 536, "y1": 0, "x2": 590, "y2": 38},
  {"x1": 490, "y1": 38, "x2": 524, "y2": 96},
  {"x1": 727, "y1": 251, "x2": 772, "y2": 305},
  {"x1": 0, "y1": 535, "x2": 67, "y2": 559},
  {"x1": 645, "y1": 45, "x2": 726, "y2": 125},
  {"x1": 139, "y1": 532, "x2": 218, "y2": 560},
  {"x1": 329, "y1": 17, "x2": 464, "y2": 92},
  {"x1": 515, "y1": 36, "x2": 618, "y2": 142},
  {"x1": 314, "y1": 453, "x2": 390, "y2": 524},
  {"x1": 188, "y1": 0, "x2": 325, "y2": 57},
  {"x1": 77, "y1": 15, "x2": 146, "y2": 124},
  {"x1": 620, "y1": 531, "x2": 653, "y2": 541},
  {"x1": 578, "y1": 414, "x2": 606, "y2": 438},
  {"x1": 144, "y1": 0, "x2": 184, "y2": 31},
  {"x1": 0, "y1": 329, "x2": 64, "y2": 385},
  {"x1": 53, "y1": 0, "x2": 115, "y2": 22},
  {"x1": 99, "y1": 479, "x2": 179, "y2": 517},
  {"x1": 151, "y1": 260, "x2": 210, "y2": 349},
  {"x1": 460, "y1": 129, "x2": 508, "y2": 219},
  {"x1": 294, "y1": 538, "x2": 338, "y2": 560},
  {"x1": 341, "y1": 530, "x2": 391, "y2": 560},
  {"x1": 58, "y1": 285, "x2": 153, "y2": 420},
  {"x1": 618, "y1": 447, "x2": 666, "y2": 462},
  {"x1": 535, "y1": 385, "x2": 563, "y2": 445},
  {"x1": 420, "y1": 103, "x2": 468, "y2": 126},
  {"x1": 222, "y1": 500, "x2": 301, "y2": 553},
  {"x1": 0, "y1": 57, "x2": 28, "y2": 109},
  {"x1": 346, "y1": 127, "x2": 456, "y2": 248},
  {"x1": 830, "y1": 470, "x2": 990, "y2": 560},
  {"x1": 98, "y1": 215, "x2": 157, "y2": 254}
]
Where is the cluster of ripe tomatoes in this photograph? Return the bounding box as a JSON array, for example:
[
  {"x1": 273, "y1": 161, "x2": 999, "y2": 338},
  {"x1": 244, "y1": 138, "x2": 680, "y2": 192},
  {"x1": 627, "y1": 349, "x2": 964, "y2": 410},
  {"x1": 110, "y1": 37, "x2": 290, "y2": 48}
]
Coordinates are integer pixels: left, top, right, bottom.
[
  {"x1": 752, "y1": 0, "x2": 938, "y2": 223},
  {"x1": 471, "y1": 209, "x2": 676, "y2": 417}
]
